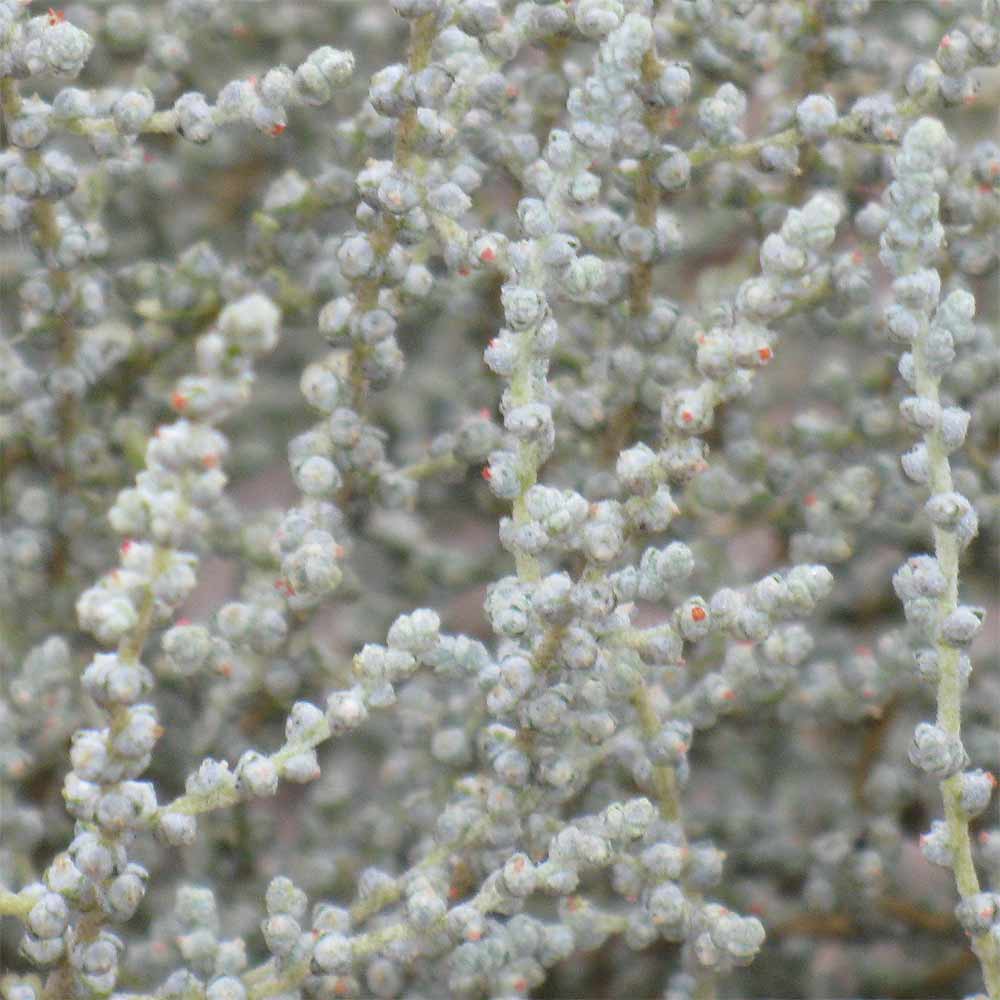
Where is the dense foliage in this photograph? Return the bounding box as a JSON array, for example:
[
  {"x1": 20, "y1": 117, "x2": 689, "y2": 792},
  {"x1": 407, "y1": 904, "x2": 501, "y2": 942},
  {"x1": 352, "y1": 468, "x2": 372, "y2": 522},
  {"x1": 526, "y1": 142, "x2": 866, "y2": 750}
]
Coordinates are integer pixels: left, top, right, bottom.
[{"x1": 1, "y1": 1, "x2": 999, "y2": 997}]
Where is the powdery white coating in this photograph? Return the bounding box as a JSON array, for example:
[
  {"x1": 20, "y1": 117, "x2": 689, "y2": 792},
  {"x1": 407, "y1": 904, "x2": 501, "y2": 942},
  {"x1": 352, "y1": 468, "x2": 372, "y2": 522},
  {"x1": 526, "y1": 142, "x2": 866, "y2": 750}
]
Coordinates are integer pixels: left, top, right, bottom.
[{"x1": 1, "y1": 3, "x2": 998, "y2": 999}]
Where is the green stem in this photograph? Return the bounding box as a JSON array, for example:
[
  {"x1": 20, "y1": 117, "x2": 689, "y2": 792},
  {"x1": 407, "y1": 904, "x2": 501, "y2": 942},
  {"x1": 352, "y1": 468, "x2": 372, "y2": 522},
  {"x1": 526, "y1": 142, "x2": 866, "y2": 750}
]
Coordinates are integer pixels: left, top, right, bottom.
[{"x1": 913, "y1": 310, "x2": 1000, "y2": 998}]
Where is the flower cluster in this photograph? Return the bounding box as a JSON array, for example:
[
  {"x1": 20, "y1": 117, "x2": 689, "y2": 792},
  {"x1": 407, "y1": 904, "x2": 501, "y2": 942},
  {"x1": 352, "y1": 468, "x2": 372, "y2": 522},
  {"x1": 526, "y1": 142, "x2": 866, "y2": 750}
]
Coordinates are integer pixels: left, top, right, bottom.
[{"x1": 1, "y1": 2, "x2": 998, "y2": 999}]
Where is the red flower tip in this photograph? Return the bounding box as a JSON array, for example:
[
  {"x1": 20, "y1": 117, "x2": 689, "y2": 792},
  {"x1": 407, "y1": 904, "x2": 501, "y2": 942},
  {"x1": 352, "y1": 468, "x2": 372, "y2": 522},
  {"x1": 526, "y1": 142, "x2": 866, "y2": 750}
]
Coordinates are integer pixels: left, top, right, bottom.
[
  {"x1": 458, "y1": 266, "x2": 470, "y2": 276},
  {"x1": 479, "y1": 246, "x2": 496, "y2": 263},
  {"x1": 170, "y1": 391, "x2": 188, "y2": 412},
  {"x1": 481, "y1": 466, "x2": 492, "y2": 481},
  {"x1": 120, "y1": 539, "x2": 133, "y2": 555},
  {"x1": 803, "y1": 492, "x2": 817, "y2": 507},
  {"x1": 691, "y1": 606, "x2": 707, "y2": 622},
  {"x1": 758, "y1": 346, "x2": 773, "y2": 362},
  {"x1": 478, "y1": 407, "x2": 491, "y2": 419},
  {"x1": 680, "y1": 409, "x2": 694, "y2": 424},
  {"x1": 48, "y1": 8, "x2": 65, "y2": 26},
  {"x1": 269, "y1": 123, "x2": 286, "y2": 137}
]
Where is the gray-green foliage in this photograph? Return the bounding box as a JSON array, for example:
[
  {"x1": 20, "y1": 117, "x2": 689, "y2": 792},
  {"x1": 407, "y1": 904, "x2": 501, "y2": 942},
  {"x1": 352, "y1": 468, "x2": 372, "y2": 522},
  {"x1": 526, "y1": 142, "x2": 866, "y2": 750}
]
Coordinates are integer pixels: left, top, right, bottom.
[{"x1": 1, "y1": 1, "x2": 999, "y2": 998}]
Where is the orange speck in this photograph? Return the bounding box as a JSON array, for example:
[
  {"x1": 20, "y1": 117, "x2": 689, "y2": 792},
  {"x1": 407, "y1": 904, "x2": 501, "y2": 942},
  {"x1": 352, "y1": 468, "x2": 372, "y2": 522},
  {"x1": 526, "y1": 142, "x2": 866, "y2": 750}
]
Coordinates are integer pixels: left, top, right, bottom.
[
  {"x1": 269, "y1": 123, "x2": 286, "y2": 137},
  {"x1": 120, "y1": 539, "x2": 133, "y2": 555},
  {"x1": 481, "y1": 466, "x2": 492, "y2": 481},
  {"x1": 217, "y1": 662, "x2": 234, "y2": 678},
  {"x1": 274, "y1": 577, "x2": 296, "y2": 596},
  {"x1": 177, "y1": 617, "x2": 191, "y2": 626},
  {"x1": 989, "y1": 162, "x2": 1000, "y2": 178},
  {"x1": 963, "y1": 93, "x2": 977, "y2": 108},
  {"x1": 804, "y1": 492, "x2": 817, "y2": 507},
  {"x1": 479, "y1": 246, "x2": 496, "y2": 263},
  {"x1": 334, "y1": 544, "x2": 346, "y2": 558},
  {"x1": 171, "y1": 391, "x2": 188, "y2": 412},
  {"x1": 479, "y1": 407, "x2": 491, "y2": 418},
  {"x1": 987, "y1": 772, "x2": 997, "y2": 788},
  {"x1": 48, "y1": 8, "x2": 65, "y2": 26},
  {"x1": 506, "y1": 84, "x2": 519, "y2": 99},
  {"x1": 680, "y1": 409, "x2": 694, "y2": 424},
  {"x1": 201, "y1": 454, "x2": 219, "y2": 469},
  {"x1": 513, "y1": 978, "x2": 527, "y2": 993},
  {"x1": 940, "y1": 34, "x2": 951, "y2": 48},
  {"x1": 758, "y1": 346, "x2": 772, "y2": 362},
  {"x1": 334, "y1": 979, "x2": 351, "y2": 998},
  {"x1": 696, "y1": 332, "x2": 707, "y2": 345},
  {"x1": 721, "y1": 688, "x2": 735, "y2": 701},
  {"x1": 691, "y1": 606, "x2": 707, "y2": 622},
  {"x1": 852, "y1": 249, "x2": 865, "y2": 265},
  {"x1": 448, "y1": 884, "x2": 461, "y2": 900}
]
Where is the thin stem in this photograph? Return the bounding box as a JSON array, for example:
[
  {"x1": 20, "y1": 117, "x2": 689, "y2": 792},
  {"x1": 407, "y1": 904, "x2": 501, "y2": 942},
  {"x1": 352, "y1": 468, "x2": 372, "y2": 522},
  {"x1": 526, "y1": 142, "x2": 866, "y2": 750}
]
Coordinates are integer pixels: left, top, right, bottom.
[{"x1": 911, "y1": 274, "x2": 1000, "y2": 998}]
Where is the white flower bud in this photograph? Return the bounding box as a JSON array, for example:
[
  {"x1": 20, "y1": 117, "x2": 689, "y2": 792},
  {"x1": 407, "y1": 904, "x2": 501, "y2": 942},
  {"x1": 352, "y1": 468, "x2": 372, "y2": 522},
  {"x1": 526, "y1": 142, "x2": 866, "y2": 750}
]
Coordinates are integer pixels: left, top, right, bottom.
[{"x1": 796, "y1": 94, "x2": 838, "y2": 140}]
